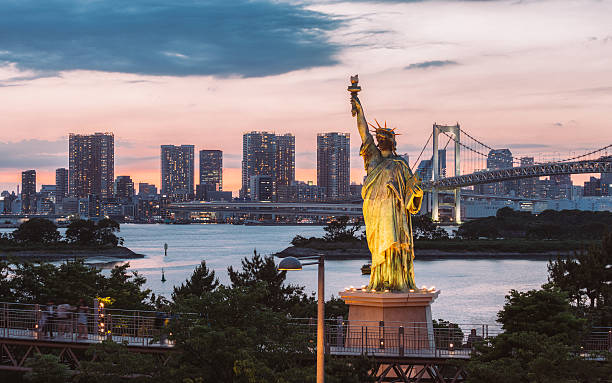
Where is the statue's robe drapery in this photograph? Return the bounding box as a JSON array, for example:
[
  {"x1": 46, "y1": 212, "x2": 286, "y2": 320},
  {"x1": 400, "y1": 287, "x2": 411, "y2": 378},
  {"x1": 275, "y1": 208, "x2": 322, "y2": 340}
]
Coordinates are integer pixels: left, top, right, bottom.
[{"x1": 360, "y1": 136, "x2": 423, "y2": 290}]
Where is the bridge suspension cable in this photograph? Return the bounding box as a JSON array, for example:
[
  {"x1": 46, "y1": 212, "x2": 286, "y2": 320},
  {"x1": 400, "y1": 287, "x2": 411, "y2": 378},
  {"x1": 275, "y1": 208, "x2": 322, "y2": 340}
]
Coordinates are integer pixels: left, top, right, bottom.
[
  {"x1": 448, "y1": 125, "x2": 612, "y2": 168},
  {"x1": 411, "y1": 131, "x2": 433, "y2": 170}
]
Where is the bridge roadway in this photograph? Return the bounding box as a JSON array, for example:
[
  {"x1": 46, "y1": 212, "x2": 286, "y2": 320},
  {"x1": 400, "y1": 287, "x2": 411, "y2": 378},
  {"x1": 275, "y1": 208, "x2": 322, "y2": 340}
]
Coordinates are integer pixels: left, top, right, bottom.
[
  {"x1": 168, "y1": 201, "x2": 364, "y2": 217},
  {"x1": 167, "y1": 192, "x2": 548, "y2": 218},
  {"x1": 426, "y1": 156, "x2": 612, "y2": 190}
]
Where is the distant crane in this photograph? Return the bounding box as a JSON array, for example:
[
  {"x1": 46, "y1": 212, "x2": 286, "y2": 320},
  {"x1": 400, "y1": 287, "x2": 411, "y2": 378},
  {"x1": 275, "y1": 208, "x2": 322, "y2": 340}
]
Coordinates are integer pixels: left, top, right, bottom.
[
  {"x1": 161, "y1": 268, "x2": 166, "y2": 283},
  {"x1": 164, "y1": 243, "x2": 168, "y2": 256}
]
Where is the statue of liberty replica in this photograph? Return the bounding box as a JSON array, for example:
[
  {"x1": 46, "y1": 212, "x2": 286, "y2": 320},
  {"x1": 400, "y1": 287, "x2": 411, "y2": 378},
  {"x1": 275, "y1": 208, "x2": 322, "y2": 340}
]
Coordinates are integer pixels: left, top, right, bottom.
[{"x1": 349, "y1": 75, "x2": 424, "y2": 291}]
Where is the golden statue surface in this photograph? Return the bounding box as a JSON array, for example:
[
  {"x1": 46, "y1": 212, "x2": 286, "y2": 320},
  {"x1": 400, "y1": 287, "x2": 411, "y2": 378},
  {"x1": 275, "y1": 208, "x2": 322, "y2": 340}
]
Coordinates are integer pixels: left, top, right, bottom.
[{"x1": 349, "y1": 76, "x2": 423, "y2": 291}]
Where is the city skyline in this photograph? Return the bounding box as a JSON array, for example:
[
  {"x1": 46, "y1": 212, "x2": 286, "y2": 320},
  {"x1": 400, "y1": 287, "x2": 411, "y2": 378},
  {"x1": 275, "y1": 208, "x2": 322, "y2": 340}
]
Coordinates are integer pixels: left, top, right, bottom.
[{"x1": 1, "y1": 0, "x2": 611, "y2": 193}]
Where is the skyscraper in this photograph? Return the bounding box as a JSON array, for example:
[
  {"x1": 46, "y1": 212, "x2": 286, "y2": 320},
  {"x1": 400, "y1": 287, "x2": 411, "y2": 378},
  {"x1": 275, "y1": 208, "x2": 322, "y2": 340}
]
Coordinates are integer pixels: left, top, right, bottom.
[
  {"x1": 199, "y1": 150, "x2": 223, "y2": 191},
  {"x1": 114, "y1": 176, "x2": 135, "y2": 200},
  {"x1": 518, "y1": 157, "x2": 537, "y2": 198},
  {"x1": 55, "y1": 168, "x2": 69, "y2": 203},
  {"x1": 485, "y1": 149, "x2": 513, "y2": 195},
  {"x1": 241, "y1": 132, "x2": 278, "y2": 199},
  {"x1": 21, "y1": 170, "x2": 36, "y2": 214},
  {"x1": 584, "y1": 176, "x2": 609, "y2": 197},
  {"x1": 161, "y1": 145, "x2": 195, "y2": 200},
  {"x1": 275, "y1": 134, "x2": 295, "y2": 189},
  {"x1": 415, "y1": 150, "x2": 446, "y2": 182},
  {"x1": 69, "y1": 133, "x2": 114, "y2": 199},
  {"x1": 317, "y1": 132, "x2": 350, "y2": 200},
  {"x1": 550, "y1": 174, "x2": 572, "y2": 199}
]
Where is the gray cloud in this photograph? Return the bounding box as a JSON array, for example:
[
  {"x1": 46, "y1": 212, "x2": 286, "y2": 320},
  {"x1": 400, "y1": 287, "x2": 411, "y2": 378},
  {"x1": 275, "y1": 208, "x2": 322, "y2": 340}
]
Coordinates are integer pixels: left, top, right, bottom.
[
  {"x1": 405, "y1": 60, "x2": 458, "y2": 70},
  {"x1": 0, "y1": 139, "x2": 67, "y2": 169},
  {"x1": 0, "y1": 0, "x2": 342, "y2": 78}
]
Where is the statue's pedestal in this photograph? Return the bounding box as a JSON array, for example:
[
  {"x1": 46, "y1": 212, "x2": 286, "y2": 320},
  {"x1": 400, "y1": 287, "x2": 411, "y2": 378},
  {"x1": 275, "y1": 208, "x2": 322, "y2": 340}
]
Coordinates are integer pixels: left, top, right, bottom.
[{"x1": 339, "y1": 290, "x2": 440, "y2": 350}]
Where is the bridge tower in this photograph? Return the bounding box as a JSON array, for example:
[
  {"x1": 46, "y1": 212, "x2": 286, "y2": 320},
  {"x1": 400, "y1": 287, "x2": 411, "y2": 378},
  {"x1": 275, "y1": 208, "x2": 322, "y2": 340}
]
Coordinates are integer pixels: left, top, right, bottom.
[{"x1": 432, "y1": 123, "x2": 461, "y2": 223}]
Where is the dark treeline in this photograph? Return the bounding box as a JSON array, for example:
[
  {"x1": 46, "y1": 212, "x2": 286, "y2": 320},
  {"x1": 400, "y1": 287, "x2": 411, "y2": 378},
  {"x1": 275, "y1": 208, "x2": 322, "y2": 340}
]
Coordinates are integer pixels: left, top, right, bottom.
[
  {"x1": 291, "y1": 215, "x2": 449, "y2": 248},
  {"x1": 0, "y1": 260, "x2": 152, "y2": 310},
  {"x1": 0, "y1": 218, "x2": 122, "y2": 250},
  {"x1": 457, "y1": 207, "x2": 612, "y2": 240}
]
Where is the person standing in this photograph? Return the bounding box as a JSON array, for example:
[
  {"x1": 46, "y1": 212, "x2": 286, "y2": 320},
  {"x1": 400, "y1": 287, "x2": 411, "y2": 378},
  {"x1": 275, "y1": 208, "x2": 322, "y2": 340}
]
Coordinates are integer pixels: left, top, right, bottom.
[
  {"x1": 77, "y1": 300, "x2": 89, "y2": 340},
  {"x1": 42, "y1": 301, "x2": 55, "y2": 338}
]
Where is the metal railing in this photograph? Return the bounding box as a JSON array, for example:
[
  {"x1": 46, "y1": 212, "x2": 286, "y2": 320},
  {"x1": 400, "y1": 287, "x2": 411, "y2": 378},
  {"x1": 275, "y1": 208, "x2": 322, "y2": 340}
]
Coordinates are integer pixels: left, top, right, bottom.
[
  {"x1": 291, "y1": 319, "x2": 612, "y2": 359},
  {"x1": 291, "y1": 319, "x2": 502, "y2": 359},
  {"x1": 0, "y1": 302, "x2": 177, "y2": 347}
]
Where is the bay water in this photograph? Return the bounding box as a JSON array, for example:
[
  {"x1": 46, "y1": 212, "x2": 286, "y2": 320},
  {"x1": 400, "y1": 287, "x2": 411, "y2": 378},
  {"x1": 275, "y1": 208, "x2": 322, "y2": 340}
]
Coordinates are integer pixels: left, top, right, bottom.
[{"x1": 3, "y1": 224, "x2": 550, "y2": 325}]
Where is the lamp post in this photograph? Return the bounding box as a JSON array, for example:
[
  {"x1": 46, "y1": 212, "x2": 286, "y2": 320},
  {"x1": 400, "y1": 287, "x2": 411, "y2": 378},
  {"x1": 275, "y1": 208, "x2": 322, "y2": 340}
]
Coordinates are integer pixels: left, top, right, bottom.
[{"x1": 278, "y1": 255, "x2": 325, "y2": 383}]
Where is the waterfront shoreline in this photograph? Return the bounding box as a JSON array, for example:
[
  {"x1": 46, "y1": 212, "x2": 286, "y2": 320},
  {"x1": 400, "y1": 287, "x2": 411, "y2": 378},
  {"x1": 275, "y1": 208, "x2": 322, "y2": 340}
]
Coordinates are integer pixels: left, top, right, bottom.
[
  {"x1": 0, "y1": 246, "x2": 145, "y2": 261},
  {"x1": 275, "y1": 246, "x2": 573, "y2": 260}
]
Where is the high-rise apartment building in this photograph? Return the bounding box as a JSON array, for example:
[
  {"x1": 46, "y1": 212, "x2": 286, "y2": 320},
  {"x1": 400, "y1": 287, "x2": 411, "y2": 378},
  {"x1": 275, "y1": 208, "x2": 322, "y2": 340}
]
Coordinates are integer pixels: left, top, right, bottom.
[
  {"x1": 199, "y1": 150, "x2": 223, "y2": 191},
  {"x1": 241, "y1": 132, "x2": 278, "y2": 199},
  {"x1": 69, "y1": 133, "x2": 114, "y2": 199},
  {"x1": 415, "y1": 150, "x2": 446, "y2": 182},
  {"x1": 21, "y1": 170, "x2": 36, "y2": 214},
  {"x1": 550, "y1": 174, "x2": 572, "y2": 199},
  {"x1": 518, "y1": 157, "x2": 537, "y2": 198},
  {"x1": 317, "y1": 132, "x2": 350, "y2": 200},
  {"x1": 584, "y1": 176, "x2": 609, "y2": 197},
  {"x1": 484, "y1": 149, "x2": 514, "y2": 195},
  {"x1": 275, "y1": 134, "x2": 295, "y2": 189},
  {"x1": 55, "y1": 168, "x2": 69, "y2": 203},
  {"x1": 161, "y1": 145, "x2": 195, "y2": 200},
  {"x1": 114, "y1": 176, "x2": 135, "y2": 200},
  {"x1": 249, "y1": 175, "x2": 275, "y2": 202}
]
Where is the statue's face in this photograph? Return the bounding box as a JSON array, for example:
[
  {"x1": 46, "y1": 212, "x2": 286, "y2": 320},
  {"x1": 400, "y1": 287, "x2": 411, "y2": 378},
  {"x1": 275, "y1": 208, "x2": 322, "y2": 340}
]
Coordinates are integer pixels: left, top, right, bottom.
[{"x1": 376, "y1": 135, "x2": 396, "y2": 152}]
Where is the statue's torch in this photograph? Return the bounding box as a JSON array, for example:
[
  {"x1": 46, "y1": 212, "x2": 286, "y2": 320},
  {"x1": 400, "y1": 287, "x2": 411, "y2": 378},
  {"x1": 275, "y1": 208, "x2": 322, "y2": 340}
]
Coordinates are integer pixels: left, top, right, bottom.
[{"x1": 347, "y1": 74, "x2": 361, "y2": 117}]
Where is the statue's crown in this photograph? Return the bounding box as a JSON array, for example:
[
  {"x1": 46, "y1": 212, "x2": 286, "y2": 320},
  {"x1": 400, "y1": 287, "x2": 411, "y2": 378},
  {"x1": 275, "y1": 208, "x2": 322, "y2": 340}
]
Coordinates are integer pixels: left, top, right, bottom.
[{"x1": 368, "y1": 119, "x2": 400, "y2": 136}]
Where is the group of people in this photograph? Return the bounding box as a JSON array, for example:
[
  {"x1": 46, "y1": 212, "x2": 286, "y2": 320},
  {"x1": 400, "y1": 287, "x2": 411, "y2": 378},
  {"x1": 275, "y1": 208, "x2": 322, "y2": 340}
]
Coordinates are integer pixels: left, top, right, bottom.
[{"x1": 38, "y1": 299, "x2": 89, "y2": 339}]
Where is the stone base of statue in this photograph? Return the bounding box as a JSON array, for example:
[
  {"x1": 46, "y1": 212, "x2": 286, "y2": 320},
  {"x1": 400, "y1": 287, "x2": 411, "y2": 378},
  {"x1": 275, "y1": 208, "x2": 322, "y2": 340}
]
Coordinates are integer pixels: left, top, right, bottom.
[{"x1": 339, "y1": 289, "x2": 440, "y2": 351}]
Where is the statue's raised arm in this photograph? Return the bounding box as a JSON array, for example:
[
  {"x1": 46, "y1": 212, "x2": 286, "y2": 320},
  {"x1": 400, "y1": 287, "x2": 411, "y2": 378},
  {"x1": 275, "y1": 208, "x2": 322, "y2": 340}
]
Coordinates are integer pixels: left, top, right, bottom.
[{"x1": 348, "y1": 75, "x2": 372, "y2": 144}]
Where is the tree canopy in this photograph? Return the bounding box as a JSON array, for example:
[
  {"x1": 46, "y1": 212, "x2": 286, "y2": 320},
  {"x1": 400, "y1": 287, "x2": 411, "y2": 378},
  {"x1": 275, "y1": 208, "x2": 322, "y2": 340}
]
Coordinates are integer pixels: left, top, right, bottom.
[
  {"x1": 1, "y1": 218, "x2": 123, "y2": 250},
  {"x1": 458, "y1": 208, "x2": 612, "y2": 240}
]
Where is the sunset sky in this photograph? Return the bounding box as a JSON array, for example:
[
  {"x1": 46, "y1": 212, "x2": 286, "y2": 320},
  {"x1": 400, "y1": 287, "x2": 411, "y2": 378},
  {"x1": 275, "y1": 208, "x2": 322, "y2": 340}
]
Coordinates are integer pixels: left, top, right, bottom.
[{"x1": 1, "y1": 0, "x2": 611, "y2": 194}]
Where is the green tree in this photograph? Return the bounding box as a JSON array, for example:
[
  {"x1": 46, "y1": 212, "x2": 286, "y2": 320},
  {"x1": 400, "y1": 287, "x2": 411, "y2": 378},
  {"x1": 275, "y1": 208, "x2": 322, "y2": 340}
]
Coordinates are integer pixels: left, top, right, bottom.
[
  {"x1": 412, "y1": 215, "x2": 449, "y2": 240},
  {"x1": 65, "y1": 219, "x2": 97, "y2": 246},
  {"x1": 76, "y1": 340, "x2": 159, "y2": 383},
  {"x1": 466, "y1": 287, "x2": 610, "y2": 382},
  {"x1": 548, "y1": 231, "x2": 612, "y2": 324},
  {"x1": 99, "y1": 263, "x2": 152, "y2": 310},
  {"x1": 12, "y1": 218, "x2": 61, "y2": 245},
  {"x1": 0, "y1": 261, "x2": 13, "y2": 301},
  {"x1": 497, "y1": 288, "x2": 585, "y2": 344},
  {"x1": 323, "y1": 216, "x2": 362, "y2": 242},
  {"x1": 95, "y1": 218, "x2": 122, "y2": 247},
  {"x1": 227, "y1": 250, "x2": 314, "y2": 316},
  {"x1": 24, "y1": 354, "x2": 70, "y2": 383},
  {"x1": 172, "y1": 260, "x2": 219, "y2": 302},
  {"x1": 5, "y1": 260, "x2": 153, "y2": 308},
  {"x1": 9, "y1": 261, "x2": 58, "y2": 303}
]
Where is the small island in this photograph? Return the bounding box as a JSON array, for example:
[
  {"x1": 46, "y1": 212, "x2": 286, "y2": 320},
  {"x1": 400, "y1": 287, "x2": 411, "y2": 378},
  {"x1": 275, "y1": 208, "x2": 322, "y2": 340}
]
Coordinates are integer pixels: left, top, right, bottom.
[
  {"x1": 276, "y1": 208, "x2": 609, "y2": 260},
  {"x1": 0, "y1": 217, "x2": 144, "y2": 261}
]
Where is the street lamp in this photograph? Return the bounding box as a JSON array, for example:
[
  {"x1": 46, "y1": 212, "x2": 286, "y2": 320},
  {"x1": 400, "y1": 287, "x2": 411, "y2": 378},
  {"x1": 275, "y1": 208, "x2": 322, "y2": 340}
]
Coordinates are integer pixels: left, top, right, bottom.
[{"x1": 278, "y1": 255, "x2": 325, "y2": 383}]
